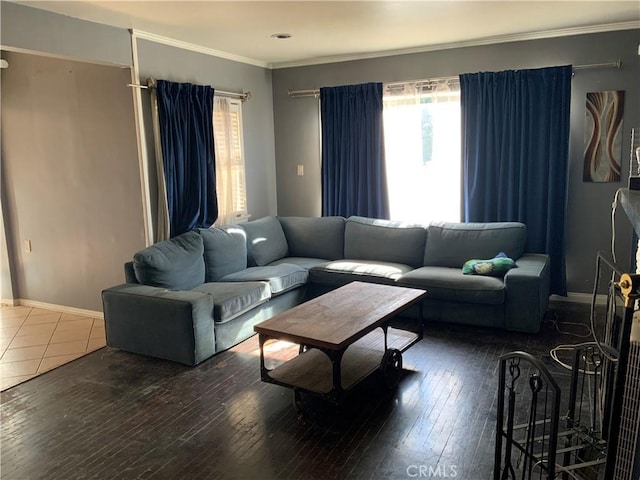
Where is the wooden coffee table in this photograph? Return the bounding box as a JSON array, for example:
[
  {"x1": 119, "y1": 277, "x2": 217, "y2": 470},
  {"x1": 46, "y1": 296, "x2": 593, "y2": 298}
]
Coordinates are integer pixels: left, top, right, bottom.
[{"x1": 254, "y1": 281, "x2": 427, "y2": 405}]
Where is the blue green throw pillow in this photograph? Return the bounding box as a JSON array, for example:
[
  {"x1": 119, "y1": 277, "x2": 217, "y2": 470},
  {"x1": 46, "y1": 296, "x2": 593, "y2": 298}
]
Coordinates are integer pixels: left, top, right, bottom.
[{"x1": 462, "y1": 252, "x2": 516, "y2": 276}]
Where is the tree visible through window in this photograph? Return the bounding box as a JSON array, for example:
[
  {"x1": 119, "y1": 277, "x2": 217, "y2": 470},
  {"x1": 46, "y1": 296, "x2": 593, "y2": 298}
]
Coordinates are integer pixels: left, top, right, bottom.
[
  {"x1": 383, "y1": 82, "x2": 461, "y2": 224},
  {"x1": 213, "y1": 97, "x2": 248, "y2": 225}
]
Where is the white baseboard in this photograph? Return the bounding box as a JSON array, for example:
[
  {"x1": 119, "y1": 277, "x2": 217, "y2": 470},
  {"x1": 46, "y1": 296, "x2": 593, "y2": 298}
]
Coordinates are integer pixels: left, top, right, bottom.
[
  {"x1": 13, "y1": 299, "x2": 104, "y2": 320},
  {"x1": 1, "y1": 298, "x2": 19, "y2": 306},
  {"x1": 551, "y1": 292, "x2": 608, "y2": 306}
]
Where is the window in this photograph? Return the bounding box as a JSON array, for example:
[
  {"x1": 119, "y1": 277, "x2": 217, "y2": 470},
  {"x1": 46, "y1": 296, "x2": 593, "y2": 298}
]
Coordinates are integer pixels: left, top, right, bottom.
[
  {"x1": 213, "y1": 97, "x2": 248, "y2": 225},
  {"x1": 383, "y1": 82, "x2": 461, "y2": 224}
]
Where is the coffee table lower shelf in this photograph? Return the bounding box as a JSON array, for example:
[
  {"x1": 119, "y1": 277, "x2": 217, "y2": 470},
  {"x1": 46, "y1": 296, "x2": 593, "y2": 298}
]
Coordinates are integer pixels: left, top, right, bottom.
[{"x1": 261, "y1": 327, "x2": 419, "y2": 403}]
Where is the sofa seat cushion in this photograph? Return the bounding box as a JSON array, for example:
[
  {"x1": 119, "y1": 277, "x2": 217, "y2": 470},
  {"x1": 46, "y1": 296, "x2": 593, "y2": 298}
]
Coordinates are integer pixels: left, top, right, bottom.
[
  {"x1": 309, "y1": 260, "x2": 414, "y2": 287},
  {"x1": 191, "y1": 281, "x2": 270, "y2": 323},
  {"x1": 133, "y1": 231, "x2": 205, "y2": 290},
  {"x1": 220, "y1": 264, "x2": 308, "y2": 295},
  {"x1": 269, "y1": 257, "x2": 332, "y2": 270},
  {"x1": 397, "y1": 266, "x2": 505, "y2": 305}
]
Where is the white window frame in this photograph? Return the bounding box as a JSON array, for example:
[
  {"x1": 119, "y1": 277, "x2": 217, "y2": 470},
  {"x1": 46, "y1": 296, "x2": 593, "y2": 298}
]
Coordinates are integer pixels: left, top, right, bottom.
[{"x1": 213, "y1": 97, "x2": 249, "y2": 225}]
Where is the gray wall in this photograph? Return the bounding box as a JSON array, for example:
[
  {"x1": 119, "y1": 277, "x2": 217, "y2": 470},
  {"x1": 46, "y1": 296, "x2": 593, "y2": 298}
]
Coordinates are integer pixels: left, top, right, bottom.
[
  {"x1": 272, "y1": 29, "x2": 640, "y2": 294},
  {"x1": 1, "y1": 2, "x2": 138, "y2": 311},
  {"x1": 1, "y1": 51, "x2": 145, "y2": 311},
  {"x1": 0, "y1": 3, "x2": 278, "y2": 310},
  {"x1": 1, "y1": 1, "x2": 131, "y2": 66},
  {"x1": 1, "y1": 2, "x2": 637, "y2": 302}
]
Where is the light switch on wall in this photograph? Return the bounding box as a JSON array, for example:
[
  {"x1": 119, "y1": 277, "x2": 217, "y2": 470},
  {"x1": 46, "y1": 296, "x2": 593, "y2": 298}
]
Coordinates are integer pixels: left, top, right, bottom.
[
  {"x1": 24, "y1": 240, "x2": 31, "y2": 252},
  {"x1": 296, "y1": 165, "x2": 304, "y2": 176}
]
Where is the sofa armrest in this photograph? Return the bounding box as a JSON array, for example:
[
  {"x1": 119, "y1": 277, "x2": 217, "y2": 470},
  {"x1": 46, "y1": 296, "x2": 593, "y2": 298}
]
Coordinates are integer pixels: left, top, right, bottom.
[
  {"x1": 503, "y1": 254, "x2": 551, "y2": 333},
  {"x1": 102, "y1": 284, "x2": 215, "y2": 366}
]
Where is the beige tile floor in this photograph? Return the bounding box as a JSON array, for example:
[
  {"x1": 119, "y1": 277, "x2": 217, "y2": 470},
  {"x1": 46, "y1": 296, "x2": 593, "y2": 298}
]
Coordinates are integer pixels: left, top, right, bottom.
[{"x1": 0, "y1": 305, "x2": 105, "y2": 391}]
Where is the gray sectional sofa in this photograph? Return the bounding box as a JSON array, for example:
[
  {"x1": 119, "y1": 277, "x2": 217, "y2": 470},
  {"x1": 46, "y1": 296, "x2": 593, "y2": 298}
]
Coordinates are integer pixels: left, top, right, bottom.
[{"x1": 102, "y1": 216, "x2": 550, "y2": 366}]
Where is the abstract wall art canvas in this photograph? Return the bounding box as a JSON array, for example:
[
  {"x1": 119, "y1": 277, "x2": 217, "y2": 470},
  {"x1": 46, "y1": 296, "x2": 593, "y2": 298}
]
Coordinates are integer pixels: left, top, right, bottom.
[{"x1": 583, "y1": 90, "x2": 625, "y2": 182}]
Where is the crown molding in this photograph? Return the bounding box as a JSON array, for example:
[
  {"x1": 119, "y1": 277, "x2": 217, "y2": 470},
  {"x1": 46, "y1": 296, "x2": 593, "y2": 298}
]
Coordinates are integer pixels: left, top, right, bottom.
[
  {"x1": 0, "y1": 44, "x2": 131, "y2": 68},
  {"x1": 129, "y1": 21, "x2": 638, "y2": 71},
  {"x1": 270, "y1": 21, "x2": 640, "y2": 69},
  {"x1": 130, "y1": 29, "x2": 269, "y2": 69}
]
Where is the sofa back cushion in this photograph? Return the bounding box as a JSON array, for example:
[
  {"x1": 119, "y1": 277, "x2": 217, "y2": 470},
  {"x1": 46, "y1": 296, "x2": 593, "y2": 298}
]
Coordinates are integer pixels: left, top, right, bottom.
[
  {"x1": 241, "y1": 216, "x2": 289, "y2": 266},
  {"x1": 133, "y1": 230, "x2": 205, "y2": 290},
  {"x1": 424, "y1": 222, "x2": 526, "y2": 268},
  {"x1": 344, "y1": 216, "x2": 428, "y2": 268},
  {"x1": 277, "y1": 216, "x2": 346, "y2": 260},
  {"x1": 198, "y1": 226, "x2": 247, "y2": 282}
]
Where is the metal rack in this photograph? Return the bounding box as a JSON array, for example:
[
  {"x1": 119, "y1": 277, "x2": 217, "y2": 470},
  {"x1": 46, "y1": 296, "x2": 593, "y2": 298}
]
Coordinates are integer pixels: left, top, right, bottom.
[{"x1": 494, "y1": 252, "x2": 639, "y2": 479}]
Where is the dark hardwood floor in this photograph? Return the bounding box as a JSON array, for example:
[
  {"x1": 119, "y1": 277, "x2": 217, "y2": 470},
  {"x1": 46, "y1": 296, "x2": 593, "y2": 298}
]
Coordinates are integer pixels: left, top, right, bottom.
[{"x1": 1, "y1": 301, "x2": 590, "y2": 480}]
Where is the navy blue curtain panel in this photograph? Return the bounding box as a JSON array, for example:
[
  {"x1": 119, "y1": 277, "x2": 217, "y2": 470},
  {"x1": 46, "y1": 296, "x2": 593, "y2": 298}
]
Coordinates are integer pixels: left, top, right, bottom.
[
  {"x1": 460, "y1": 65, "x2": 572, "y2": 295},
  {"x1": 156, "y1": 80, "x2": 218, "y2": 237},
  {"x1": 320, "y1": 82, "x2": 389, "y2": 219}
]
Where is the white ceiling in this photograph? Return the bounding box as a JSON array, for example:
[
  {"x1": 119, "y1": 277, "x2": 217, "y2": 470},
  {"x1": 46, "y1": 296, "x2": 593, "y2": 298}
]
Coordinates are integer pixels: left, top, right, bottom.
[{"x1": 14, "y1": 1, "x2": 640, "y2": 68}]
